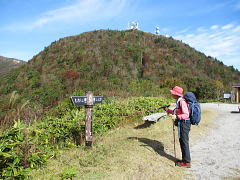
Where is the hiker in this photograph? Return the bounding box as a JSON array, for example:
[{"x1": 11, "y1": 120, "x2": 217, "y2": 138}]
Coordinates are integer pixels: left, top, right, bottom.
[{"x1": 164, "y1": 86, "x2": 191, "y2": 168}]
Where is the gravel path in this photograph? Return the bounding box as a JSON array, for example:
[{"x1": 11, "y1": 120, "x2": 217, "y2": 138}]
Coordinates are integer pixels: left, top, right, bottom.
[{"x1": 188, "y1": 103, "x2": 240, "y2": 180}]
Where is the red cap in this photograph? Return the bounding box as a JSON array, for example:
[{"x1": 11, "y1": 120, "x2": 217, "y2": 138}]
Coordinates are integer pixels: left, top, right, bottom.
[{"x1": 170, "y1": 86, "x2": 183, "y2": 97}]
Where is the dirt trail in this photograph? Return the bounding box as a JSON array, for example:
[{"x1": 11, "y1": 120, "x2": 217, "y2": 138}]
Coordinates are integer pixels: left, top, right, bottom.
[{"x1": 187, "y1": 103, "x2": 240, "y2": 180}]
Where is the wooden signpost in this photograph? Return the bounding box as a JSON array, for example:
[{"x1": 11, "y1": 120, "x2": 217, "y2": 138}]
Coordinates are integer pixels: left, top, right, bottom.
[{"x1": 71, "y1": 91, "x2": 104, "y2": 146}]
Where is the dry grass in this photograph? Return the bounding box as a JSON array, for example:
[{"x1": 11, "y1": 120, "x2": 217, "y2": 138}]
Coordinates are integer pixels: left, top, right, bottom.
[
  {"x1": 223, "y1": 169, "x2": 240, "y2": 180},
  {"x1": 30, "y1": 109, "x2": 217, "y2": 180}
]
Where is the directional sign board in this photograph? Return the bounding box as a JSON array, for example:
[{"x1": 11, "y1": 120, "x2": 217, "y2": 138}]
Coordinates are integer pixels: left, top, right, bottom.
[
  {"x1": 93, "y1": 96, "x2": 104, "y2": 104},
  {"x1": 71, "y1": 92, "x2": 104, "y2": 147},
  {"x1": 71, "y1": 96, "x2": 104, "y2": 106},
  {"x1": 223, "y1": 93, "x2": 231, "y2": 99}
]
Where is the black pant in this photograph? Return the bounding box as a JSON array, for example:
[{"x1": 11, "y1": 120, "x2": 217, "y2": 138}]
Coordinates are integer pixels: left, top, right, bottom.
[{"x1": 179, "y1": 121, "x2": 191, "y2": 163}]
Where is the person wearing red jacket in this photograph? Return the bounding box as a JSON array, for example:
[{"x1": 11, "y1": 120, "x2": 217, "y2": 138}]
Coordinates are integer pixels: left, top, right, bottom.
[{"x1": 165, "y1": 86, "x2": 191, "y2": 168}]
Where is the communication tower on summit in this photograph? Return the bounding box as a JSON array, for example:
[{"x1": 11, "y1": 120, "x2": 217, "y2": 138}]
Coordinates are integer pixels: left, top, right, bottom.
[
  {"x1": 155, "y1": 26, "x2": 160, "y2": 35},
  {"x1": 129, "y1": 21, "x2": 139, "y2": 30}
]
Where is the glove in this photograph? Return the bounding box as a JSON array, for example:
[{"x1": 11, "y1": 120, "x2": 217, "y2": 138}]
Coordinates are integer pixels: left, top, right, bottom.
[{"x1": 174, "y1": 119, "x2": 179, "y2": 126}]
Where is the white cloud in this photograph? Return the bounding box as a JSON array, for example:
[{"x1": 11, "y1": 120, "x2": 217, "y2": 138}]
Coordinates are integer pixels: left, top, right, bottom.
[
  {"x1": 6, "y1": 0, "x2": 127, "y2": 31},
  {"x1": 222, "y1": 24, "x2": 234, "y2": 30},
  {"x1": 211, "y1": 25, "x2": 219, "y2": 29},
  {"x1": 233, "y1": 25, "x2": 240, "y2": 32},
  {"x1": 175, "y1": 23, "x2": 240, "y2": 70},
  {"x1": 186, "y1": 34, "x2": 194, "y2": 38},
  {"x1": 197, "y1": 27, "x2": 207, "y2": 32}
]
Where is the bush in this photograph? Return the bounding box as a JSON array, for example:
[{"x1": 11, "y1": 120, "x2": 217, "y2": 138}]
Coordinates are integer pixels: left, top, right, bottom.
[
  {"x1": 0, "y1": 121, "x2": 49, "y2": 179},
  {"x1": 0, "y1": 96, "x2": 171, "y2": 178}
]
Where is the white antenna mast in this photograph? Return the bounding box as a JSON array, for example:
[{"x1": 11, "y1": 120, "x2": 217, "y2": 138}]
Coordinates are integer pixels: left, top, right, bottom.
[
  {"x1": 155, "y1": 26, "x2": 160, "y2": 35},
  {"x1": 130, "y1": 21, "x2": 139, "y2": 30}
]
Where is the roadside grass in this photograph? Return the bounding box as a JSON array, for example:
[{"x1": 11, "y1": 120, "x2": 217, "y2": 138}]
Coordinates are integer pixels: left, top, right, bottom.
[
  {"x1": 223, "y1": 168, "x2": 240, "y2": 180},
  {"x1": 30, "y1": 109, "x2": 217, "y2": 180}
]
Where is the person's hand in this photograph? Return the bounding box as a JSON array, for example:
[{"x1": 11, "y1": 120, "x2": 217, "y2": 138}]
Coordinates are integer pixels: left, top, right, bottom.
[{"x1": 171, "y1": 114, "x2": 177, "y2": 120}]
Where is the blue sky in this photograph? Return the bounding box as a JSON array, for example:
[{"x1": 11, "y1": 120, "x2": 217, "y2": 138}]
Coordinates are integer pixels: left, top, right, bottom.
[{"x1": 1, "y1": 0, "x2": 240, "y2": 70}]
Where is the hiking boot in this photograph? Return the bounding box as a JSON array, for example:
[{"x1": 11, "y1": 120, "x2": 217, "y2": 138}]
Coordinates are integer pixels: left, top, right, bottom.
[
  {"x1": 176, "y1": 159, "x2": 183, "y2": 163},
  {"x1": 176, "y1": 161, "x2": 191, "y2": 168}
]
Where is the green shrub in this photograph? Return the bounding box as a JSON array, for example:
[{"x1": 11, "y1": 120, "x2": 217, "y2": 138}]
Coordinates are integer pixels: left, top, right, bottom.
[
  {"x1": 0, "y1": 121, "x2": 49, "y2": 179},
  {"x1": 60, "y1": 168, "x2": 76, "y2": 180},
  {"x1": 0, "y1": 96, "x2": 171, "y2": 179}
]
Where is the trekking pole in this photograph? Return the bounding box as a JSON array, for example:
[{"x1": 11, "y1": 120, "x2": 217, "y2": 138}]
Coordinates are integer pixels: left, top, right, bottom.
[{"x1": 172, "y1": 119, "x2": 177, "y2": 166}]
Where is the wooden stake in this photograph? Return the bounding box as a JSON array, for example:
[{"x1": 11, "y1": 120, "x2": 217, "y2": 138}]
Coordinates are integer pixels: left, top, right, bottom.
[{"x1": 85, "y1": 91, "x2": 93, "y2": 146}]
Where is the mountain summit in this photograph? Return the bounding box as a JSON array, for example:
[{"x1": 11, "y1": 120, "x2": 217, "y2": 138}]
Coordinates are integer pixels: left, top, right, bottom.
[{"x1": 0, "y1": 30, "x2": 239, "y2": 107}]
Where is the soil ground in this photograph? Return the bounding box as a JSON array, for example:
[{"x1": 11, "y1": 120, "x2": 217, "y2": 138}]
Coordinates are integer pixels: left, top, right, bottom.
[{"x1": 186, "y1": 103, "x2": 240, "y2": 180}]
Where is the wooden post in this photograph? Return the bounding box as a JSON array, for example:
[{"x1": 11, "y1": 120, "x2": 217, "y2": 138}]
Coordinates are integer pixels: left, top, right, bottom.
[
  {"x1": 70, "y1": 92, "x2": 103, "y2": 147},
  {"x1": 85, "y1": 91, "x2": 93, "y2": 146}
]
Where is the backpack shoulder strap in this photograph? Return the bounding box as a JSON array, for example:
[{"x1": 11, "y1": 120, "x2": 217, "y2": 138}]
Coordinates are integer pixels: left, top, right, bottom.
[
  {"x1": 174, "y1": 97, "x2": 184, "y2": 114},
  {"x1": 176, "y1": 97, "x2": 186, "y2": 108},
  {"x1": 177, "y1": 97, "x2": 190, "y2": 114}
]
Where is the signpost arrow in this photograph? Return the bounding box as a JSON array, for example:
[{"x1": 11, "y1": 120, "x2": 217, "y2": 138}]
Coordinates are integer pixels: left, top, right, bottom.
[
  {"x1": 71, "y1": 91, "x2": 104, "y2": 146},
  {"x1": 71, "y1": 96, "x2": 103, "y2": 106}
]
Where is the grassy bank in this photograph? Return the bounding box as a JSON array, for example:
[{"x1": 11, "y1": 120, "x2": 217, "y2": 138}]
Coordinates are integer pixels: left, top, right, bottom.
[
  {"x1": 30, "y1": 108, "x2": 217, "y2": 180},
  {"x1": 0, "y1": 97, "x2": 170, "y2": 179}
]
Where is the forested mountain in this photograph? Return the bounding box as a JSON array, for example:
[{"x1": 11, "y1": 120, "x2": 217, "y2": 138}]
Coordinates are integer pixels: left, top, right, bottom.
[
  {"x1": 0, "y1": 56, "x2": 25, "y2": 76},
  {"x1": 0, "y1": 30, "x2": 239, "y2": 122},
  {"x1": 1, "y1": 29, "x2": 239, "y2": 179}
]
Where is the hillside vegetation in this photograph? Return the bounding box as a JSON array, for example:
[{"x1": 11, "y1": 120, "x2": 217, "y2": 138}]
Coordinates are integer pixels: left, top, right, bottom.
[
  {"x1": 0, "y1": 29, "x2": 239, "y2": 179},
  {"x1": 0, "y1": 29, "x2": 239, "y2": 125},
  {"x1": 0, "y1": 56, "x2": 25, "y2": 76},
  {"x1": 0, "y1": 96, "x2": 170, "y2": 179}
]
